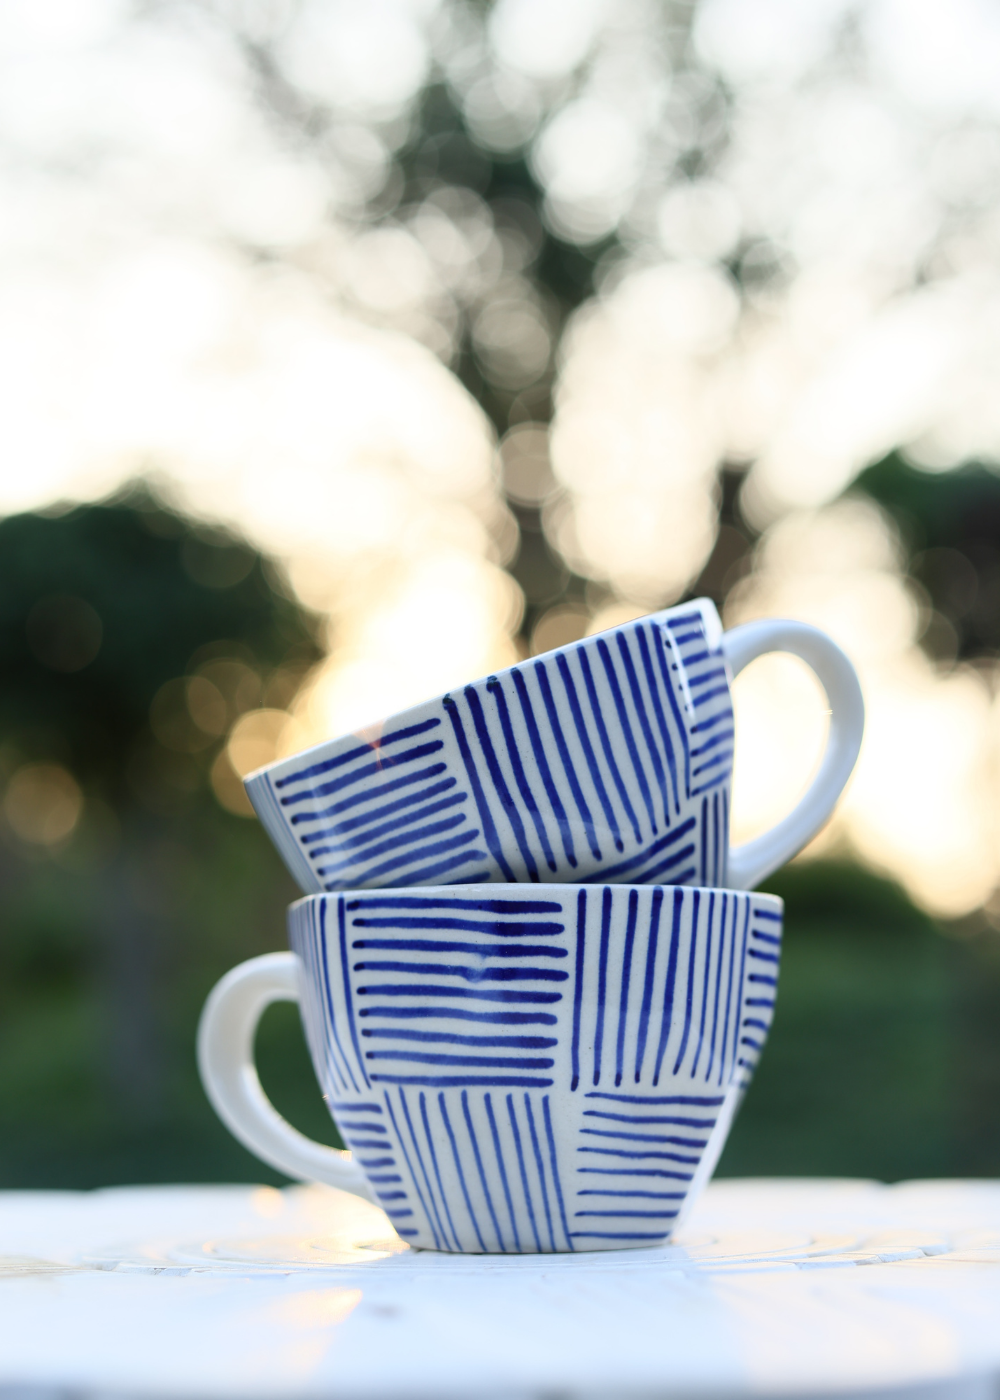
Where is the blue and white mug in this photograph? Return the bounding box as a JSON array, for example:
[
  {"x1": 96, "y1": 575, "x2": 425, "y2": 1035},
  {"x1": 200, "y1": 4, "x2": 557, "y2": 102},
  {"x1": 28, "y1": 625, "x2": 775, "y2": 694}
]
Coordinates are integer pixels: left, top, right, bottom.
[
  {"x1": 246, "y1": 600, "x2": 862, "y2": 894},
  {"x1": 198, "y1": 881, "x2": 784, "y2": 1253}
]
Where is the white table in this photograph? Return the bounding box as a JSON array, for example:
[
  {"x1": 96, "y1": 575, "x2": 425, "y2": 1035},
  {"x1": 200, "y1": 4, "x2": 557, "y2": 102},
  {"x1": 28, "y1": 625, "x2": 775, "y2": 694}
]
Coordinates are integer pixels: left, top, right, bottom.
[{"x1": 2, "y1": 1179, "x2": 1000, "y2": 1399}]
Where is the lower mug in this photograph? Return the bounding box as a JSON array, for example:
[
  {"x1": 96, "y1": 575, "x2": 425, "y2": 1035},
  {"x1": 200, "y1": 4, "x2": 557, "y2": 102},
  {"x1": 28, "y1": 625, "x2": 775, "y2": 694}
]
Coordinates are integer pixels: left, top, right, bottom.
[{"x1": 198, "y1": 882, "x2": 783, "y2": 1254}]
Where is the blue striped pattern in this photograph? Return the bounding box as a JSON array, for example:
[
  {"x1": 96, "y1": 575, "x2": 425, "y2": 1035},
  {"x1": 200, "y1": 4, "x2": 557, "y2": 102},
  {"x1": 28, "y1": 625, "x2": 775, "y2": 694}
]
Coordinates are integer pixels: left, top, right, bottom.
[
  {"x1": 288, "y1": 883, "x2": 781, "y2": 1252},
  {"x1": 248, "y1": 603, "x2": 733, "y2": 893}
]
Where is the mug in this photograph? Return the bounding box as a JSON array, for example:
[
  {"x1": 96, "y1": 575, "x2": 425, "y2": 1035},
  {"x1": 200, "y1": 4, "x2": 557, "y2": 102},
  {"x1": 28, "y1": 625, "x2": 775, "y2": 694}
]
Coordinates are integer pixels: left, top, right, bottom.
[
  {"x1": 198, "y1": 881, "x2": 784, "y2": 1253},
  {"x1": 245, "y1": 600, "x2": 862, "y2": 895}
]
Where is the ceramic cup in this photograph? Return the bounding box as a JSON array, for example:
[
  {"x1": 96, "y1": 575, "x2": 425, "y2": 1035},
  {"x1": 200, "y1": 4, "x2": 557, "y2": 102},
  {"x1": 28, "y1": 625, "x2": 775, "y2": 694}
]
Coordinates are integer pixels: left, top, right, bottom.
[
  {"x1": 198, "y1": 881, "x2": 784, "y2": 1253},
  {"x1": 245, "y1": 600, "x2": 862, "y2": 896}
]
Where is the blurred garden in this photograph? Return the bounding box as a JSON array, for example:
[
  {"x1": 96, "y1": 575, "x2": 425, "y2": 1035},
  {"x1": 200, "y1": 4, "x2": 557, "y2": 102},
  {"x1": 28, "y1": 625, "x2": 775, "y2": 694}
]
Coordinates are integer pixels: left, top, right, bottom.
[{"x1": 4, "y1": 0, "x2": 1000, "y2": 1187}]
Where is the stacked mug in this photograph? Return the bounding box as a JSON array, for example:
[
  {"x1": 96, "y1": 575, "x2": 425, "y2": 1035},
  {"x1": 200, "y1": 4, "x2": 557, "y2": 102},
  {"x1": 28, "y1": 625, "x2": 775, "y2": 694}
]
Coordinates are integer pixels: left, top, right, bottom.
[{"x1": 199, "y1": 599, "x2": 864, "y2": 1253}]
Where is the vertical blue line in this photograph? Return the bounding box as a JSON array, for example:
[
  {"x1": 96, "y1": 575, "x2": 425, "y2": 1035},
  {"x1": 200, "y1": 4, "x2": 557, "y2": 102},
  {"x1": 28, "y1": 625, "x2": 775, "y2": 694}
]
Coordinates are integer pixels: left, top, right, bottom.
[
  {"x1": 635, "y1": 625, "x2": 681, "y2": 818},
  {"x1": 464, "y1": 684, "x2": 540, "y2": 881},
  {"x1": 712, "y1": 791, "x2": 720, "y2": 887},
  {"x1": 487, "y1": 679, "x2": 557, "y2": 871},
  {"x1": 733, "y1": 900, "x2": 752, "y2": 1081},
  {"x1": 542, "y1": 1096, "x2": 575, "y2": 1252},
  {"x1": 571, "y1": 889, "x2": 587, "y2": 1092},
  {"x1": 578, "y1": 648, "x2": 642, "y2": 843},
  {"x1": 438, "y1": 1092, "x2": 486, "y2": 1252},
  {"x1": 400, "y1": 1088, "x2": 451, "y2": 1250},
  {"x1": 524, "y1": 1095, "x2": 556, "y2": 1251},
  {"x1": 614, "y1": 889, "x2": 639, "y2": 1087},
  {"x1": 419, "y1": 1091, "x2": 460, "y2": 1251},
  {"x1": 705, "y1": 894, "x2": 727, "y2": 1082},
  {"x1": 652, "y1": 889, "x2": 685, "y2": 1085},
  {"x1": 484, "y1": 1093, "x2": 521, "y2": 1253},
  {"x1": 615, "y1": 632, "x2": 670, "y2": 831},
  {"x1": 338, "y1": 898, "x2": 370, "y2": 1088},
  {"x1": 718, "y1": 895, "x2": 739, "y2": 1087},
  {"x1": 384, "y1": 1090, "x2": 441, "y2": 1250},
  {"x1": 320, "y1": 900, "x2": 358, "y2": 1092},
  {"x1": 699, "y1": 797, "x2": 709, "y2": 886},
  {"x1": 691, "y1": 892, "x2": 716, "y2": 1080},
  {"x1": 672, "y1": 889, "x2": 700, "y2": 1075},
  {"x1": 648, "y1": 623, "x2": 691, "y2": 802},
  {"x1": 596, "y1": 637, "x2": 657, "y2": 835},
  {"x1": 302, "y1": 900, "x2": 346, "y2": 1093},
  {"x1": 721, "y1": 788, "x2": 730, "y2": 886},
  {"x1": 511, "y1": 669, "x2": 577, "y2": 867},
  {"x1": 442, "y1": 696, "x2": 517, "y2": 881},
  {"x1": 462, "y1": 1089, "x2": 506, "y2": 1252},
  {"x1": 534, "y1": 660, "x2": 602, "y2": 860},
  {"x1": 556, "y1": 653, "x2": 623, "y2": 851},
  {"x1": 593, "y1": 887, "x2": 612, "y2": 1086},
  {"x1": 634, "y1": 886, "x2": 664, "y2": 1082},
  {"x1": 507, "y1": 1094, "x2": 542, "y2": 1252}
]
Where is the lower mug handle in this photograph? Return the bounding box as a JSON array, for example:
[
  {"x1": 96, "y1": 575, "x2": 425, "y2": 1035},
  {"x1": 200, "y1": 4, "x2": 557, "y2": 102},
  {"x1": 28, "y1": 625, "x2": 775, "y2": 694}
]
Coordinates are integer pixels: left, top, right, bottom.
[
  {"x1": 197, "y1": 951, "x2": 376, "y2": 1204},
  {"x1": 722, "y1": 619, "x2": 865, "y2": 890}
]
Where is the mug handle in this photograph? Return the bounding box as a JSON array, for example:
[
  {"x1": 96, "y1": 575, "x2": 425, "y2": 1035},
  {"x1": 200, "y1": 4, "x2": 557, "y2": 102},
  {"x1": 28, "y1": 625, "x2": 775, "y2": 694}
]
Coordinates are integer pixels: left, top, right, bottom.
[
  {"x1": 197, "y1": 951, "x2": 376, "y2": 1203},
  {"x1": 722, "y1": 619, "x2": 864, "y2": 890}
]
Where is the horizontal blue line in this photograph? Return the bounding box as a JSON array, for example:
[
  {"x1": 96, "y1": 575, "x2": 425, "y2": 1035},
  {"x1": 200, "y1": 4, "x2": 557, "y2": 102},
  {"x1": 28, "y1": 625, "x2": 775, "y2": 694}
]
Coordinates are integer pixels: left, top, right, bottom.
[
  {"x1": 745, "y1": 997, "x2": 775, "y2": 1008},
  {"x1": 275, "y1": 717, "x2": 442, "y2": 788},
  {"x1": 375, "y1": 1191, "x2": 408, "y2": 1202},
  {"x1": 357, "y1": 1156, "x2": 397, "y2": 1168},
  {"x1": 309, "y1": 796, "x2": 468, "y2": 861},
  {"x1": 370, "y1": 1074, "x2": 554, "y2": 1088},
  {"x1": 328, "y1": 1100, "x2": 381, "y2": 1112},
  {"x1": 666, "y1": 613, "x2": 702, "y2": 629},
  {"x1": 365, "y1": 1173, "x2": 402, "y2": 1183},
  {"x1": 690, "y1": 707, "x2": 734, "y2": 734},
  {"x1": 692, "y1": 751, "x2": 731, "y2": 777},
  {"x1": 348, "y1": 897, "x2": 563, "y2": 914},
  {"x1": 290, "y1": 763, "x2": 449, "y2": 825},
  {"x1": 581, "y1": 1129, "x2": 708, "y2": 1148},
  {"x1": 365, "y1": 1050, "x2": 555, "y2": 1069},
  {"x1": 742, "y1": 1019, "x2": 769, "y2": 1032},
  {"x1": 354, "y1": 961, "x2": 568, "y2": 983},
  {"x1": 282, "y1": 740, "x2": 445, "y2": 806},
  {"x1": 351, "y1": 916, "x2": 564, "y2": 936},
  {"x1": 342, "y1": 1137, "x2": 390, "y2": 1149},
  {"x1": 358, "y1": 1007, "x2": 558, "y2": 1025},
  {"x1": 640, "y1": 854, "x2": 695, "y2": 885},
  {"x1": 691, "y1": 729, "x2": 734, "y2": 757},
  {"x1": 578, "y1": 1148, "x2": 700, "y2": 1163},
  {"x1": 582, "y1": 817, "x2": 696, "y2": 883},
  {"x1": 748, "y1": 974, "x2": 777, "y2": 985},
  {"x1": 748, "y1": 949, "x2": 779, "y2": 964},
  {"x1": 687, "y1": 667, "x2": 727, "y2": 689},
  {"x1": 584, "y1": 1111, "x2": 716, "y2": 1129},
  {"x1": 383, "y1": 1209, "x2": 414, "y2": 1219},
  {"x1": 741, "y1": 1035, "x2": 764, "y2": 1051},
  {"x1": 573, "y1": 1210, "x2": 679, "y2": 1219},
  {"x1": 751, "y1": 930, "x2": 782, "y2": 945},
  {"x1": 358, "y1": 985, "x2": 563, "y2": 1003},
  {"x1": 315, "y1": 811, "x2": 469, "y2": 876},
  {"x1": 585, "y1": 1092, "x2": 724, "y2": 1106},
  {"x1": 691, "y1": 685, "x2": 730, "y2": 708},
  {"x1": 754, "y1": 909, "x2": 782, "y2": 922},
  {"x1": 352, "y1": 939, "x2": 567, "y2": 959},
  {"x1": 300, "y1": 779, "x2": 459, "y2": 842},
  {"x1": 578, "y1": 1190, "x2": 686, "y2": 1199},
  {"x1": 578, "y1": 1168, "x2": 693, "y2": 1180},
  {"x1": 362, "y1": 1029, "x2": 557, "y2": 1048},
  {"x1": 396, "y1": 1229, "x2": 419, "y2": 1237}
]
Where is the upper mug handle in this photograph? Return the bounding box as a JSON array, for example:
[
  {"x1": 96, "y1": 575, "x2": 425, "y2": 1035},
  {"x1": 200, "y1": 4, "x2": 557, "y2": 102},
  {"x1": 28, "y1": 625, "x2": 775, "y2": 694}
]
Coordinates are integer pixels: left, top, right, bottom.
[{"x1": 721, "y1": 619, "x2": 864, "y2": 890}]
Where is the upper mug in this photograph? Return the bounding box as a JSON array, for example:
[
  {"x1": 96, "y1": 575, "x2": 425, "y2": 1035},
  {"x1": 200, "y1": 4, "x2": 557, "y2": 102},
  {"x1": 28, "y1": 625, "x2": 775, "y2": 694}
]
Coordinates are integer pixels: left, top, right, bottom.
[{"x1": 245, "y1": 599, "x2": 864, "y2": 894}]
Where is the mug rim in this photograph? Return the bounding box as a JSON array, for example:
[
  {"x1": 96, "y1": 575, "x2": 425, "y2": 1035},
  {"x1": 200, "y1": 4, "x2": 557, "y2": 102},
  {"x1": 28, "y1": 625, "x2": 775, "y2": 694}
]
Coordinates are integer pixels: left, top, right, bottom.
[
  {"x1": 247, "y1": 597, "x2": 724, "y2": 787},
  {"x1": 288, "y1": 880, "x2": 784, "y2": 917}
]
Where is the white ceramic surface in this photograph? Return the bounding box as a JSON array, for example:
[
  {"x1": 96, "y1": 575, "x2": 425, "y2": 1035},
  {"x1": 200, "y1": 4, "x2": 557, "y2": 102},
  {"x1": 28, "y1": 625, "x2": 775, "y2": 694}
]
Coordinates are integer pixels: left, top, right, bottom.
[
  {"x1": 2, "y1": 1179, "x2": 1000, "y2": 1400},
  {"x1": 198, "y1": 884, "x2": 783, "y2": 1251},
  {"x1": 245, "y1": 601, "x2": 864, "y2": 895}
]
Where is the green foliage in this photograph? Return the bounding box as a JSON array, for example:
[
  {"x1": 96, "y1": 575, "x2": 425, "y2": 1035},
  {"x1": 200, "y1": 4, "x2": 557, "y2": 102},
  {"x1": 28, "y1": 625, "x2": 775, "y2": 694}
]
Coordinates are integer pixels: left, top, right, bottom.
[
  {"x1": 0, "y1": 484, "x2": 322, "y2": 797},
  {"x1": 851, "y1": 452, "x2": 1000, "y2": 660}
]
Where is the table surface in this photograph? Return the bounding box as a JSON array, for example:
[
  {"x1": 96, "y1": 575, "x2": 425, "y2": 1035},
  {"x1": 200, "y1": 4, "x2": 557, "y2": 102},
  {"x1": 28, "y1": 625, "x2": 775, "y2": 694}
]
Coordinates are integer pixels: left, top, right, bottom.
[{"x1": 2, "y1": 1178, "x2": 1000, "y2": 1400}]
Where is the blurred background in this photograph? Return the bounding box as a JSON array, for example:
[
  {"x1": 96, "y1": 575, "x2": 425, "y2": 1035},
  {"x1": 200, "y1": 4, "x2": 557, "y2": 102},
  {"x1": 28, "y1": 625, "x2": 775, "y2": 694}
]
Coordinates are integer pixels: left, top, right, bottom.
[{"x1": 3, "y1": 0, "x2": 1000, "y2": 1188}]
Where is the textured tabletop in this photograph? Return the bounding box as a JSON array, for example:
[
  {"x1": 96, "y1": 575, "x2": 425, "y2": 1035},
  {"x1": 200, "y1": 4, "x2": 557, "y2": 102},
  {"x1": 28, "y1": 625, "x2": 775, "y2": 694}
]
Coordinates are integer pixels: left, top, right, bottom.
[{"x1": 2, "y1": 1178, "x2": 1000, "y2": 1400}]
